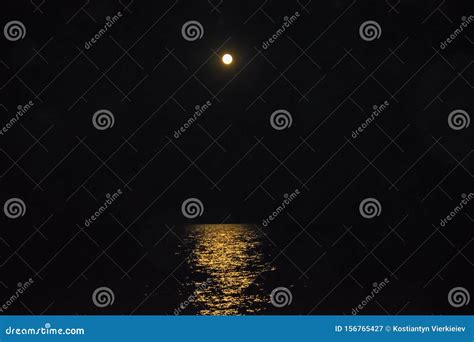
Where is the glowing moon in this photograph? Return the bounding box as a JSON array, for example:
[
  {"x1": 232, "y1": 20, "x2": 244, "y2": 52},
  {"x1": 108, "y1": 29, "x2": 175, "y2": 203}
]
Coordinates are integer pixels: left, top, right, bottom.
[{"x1": 222, "y1": 54, "x2": 233, "y2": 65}]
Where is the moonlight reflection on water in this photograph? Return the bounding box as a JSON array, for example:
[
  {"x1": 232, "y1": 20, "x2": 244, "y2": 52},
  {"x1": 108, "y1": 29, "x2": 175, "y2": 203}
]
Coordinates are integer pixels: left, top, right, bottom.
[{"x1": 182, "y1": 224, "x2": 273, "y2": 315}]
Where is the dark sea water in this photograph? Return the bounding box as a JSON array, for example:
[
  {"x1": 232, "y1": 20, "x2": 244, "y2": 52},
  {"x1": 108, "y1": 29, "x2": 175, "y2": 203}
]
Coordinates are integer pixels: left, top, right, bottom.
[
  {"x1": 176, "y1": 224, "x2": 275, "y2": 315},
  {"x1": 46, "y1": 223, "x2": 387, "y2": 314},
  {"x1": 137, "y1": 222, "x2": 340, "y2": 315}
]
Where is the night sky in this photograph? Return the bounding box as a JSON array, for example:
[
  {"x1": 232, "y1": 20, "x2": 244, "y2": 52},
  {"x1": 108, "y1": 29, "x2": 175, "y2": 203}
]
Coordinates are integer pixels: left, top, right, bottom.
[{"x1": 0, "y1": 0, "x2": 473, "y2": 315}]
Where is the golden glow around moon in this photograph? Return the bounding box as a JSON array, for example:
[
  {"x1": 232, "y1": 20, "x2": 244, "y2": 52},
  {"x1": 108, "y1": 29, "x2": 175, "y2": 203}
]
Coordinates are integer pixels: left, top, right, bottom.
[{"x1": 222, "y1": 54, "x2": 233, "y2": 65}]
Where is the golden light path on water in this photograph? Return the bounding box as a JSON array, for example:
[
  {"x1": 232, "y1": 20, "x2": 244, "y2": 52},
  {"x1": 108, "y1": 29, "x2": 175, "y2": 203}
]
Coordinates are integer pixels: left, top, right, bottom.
[{"x1": 183, "y1": 224, "x2": 272, "y2": 315}]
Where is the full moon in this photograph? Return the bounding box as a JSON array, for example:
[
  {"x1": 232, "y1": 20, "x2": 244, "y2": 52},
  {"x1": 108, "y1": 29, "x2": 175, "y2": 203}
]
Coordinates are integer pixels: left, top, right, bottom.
[{"x1": 222, "y1": 54, "x2": 233, "y2": 65}]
